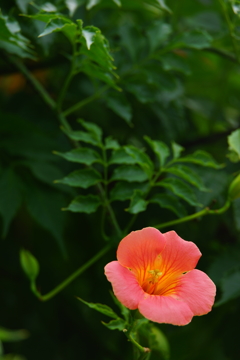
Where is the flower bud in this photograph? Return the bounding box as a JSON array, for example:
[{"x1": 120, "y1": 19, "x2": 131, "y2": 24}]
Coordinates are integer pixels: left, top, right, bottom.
[
  {"x1": 20, "y1": 249, "x2": 39, "y2": 281},
  {"x1": 228, "y1": 174, "x2": 240, "y2": 201}
]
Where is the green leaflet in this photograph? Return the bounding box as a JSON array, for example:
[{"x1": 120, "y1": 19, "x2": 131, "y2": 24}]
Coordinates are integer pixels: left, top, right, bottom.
[
  {"x1": 156, "y1": 177, "x2": 202, "y2": 206},
  {"x1": 105, "y1": 137, "x2": 120, "y2": 150},
  {"x1": 102, "y1": 318, "x2": 126, "y2": 331},
  {"x1": 0, "y1": 14, "x2": 35, "y2": 58},
  {"x1": 77, "y1": 119, "x2": 103, "y2": 143},
  {"x1": 127, "y1": 190, "x2": 148, "y2": 214},
  {"x1": 55, "y1": 168, "x2": 102, "y2": 188},
  {"x1": 109, "y1": 148, "x2": 137, "y2": 165},
  {"x1": 164, "y1": 165, "x2": 208, "y2": 191},
  {"x1": 174, "y1": 150, "x2": 223, "y2": 169},
  {"x1": 110, "y1": 182, "x2": 149, "y2": 201},
  {"x1": 63, "y1": 194, "x2": 101, "y2": 213},
  {"x1": 62, "y1": 128, "x2": 101, "y2": 146},
  {"x1": 77, "y1": 298, "x2": 119, "y2": 319},
  {"x1": 149, "y1": 193, "x2": 187, "y2": 218},
  {"x1": 227, "y1": 128, "x2": 240, "y2": 162},
  {"x1": 144, "y1": 136, "x2": 170, "y2": 167},
  {"x1": 171, "y1": 142, "x2": 184, "y2": 159},
  {"x1": 54, "y1": 148, "x2": 102, "y2": 165},
  {"x1": 110, "y1": 165, "x2": 149, "y2": 182}
]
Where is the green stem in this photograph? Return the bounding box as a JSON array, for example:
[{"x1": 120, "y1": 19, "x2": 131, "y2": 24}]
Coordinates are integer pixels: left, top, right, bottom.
[
  {"x1": 57, "y1": 38, "x2": 78, "y2": 111},
  {"x1": 154, "y1": 199, "x2": 231, "y2": 230},
  {"x1": 8, "y1": 55, "x2": 56, "y2": 110},
  {"x1": 35, "y1": 244, "x2": 112, "y2": 301},
  {"x1": 127, "y1": 334, "x2": 150, "y2": 355},
  {"x1": 218, "y1": 0, "x2": 240, "y2": 62},
  {"x1": 63, "y1": 85, "x2": 109, "y2": 117},
  {"x1": 203, "y1": 47, "x2": 238, "y2": 63},
  {"x1": 97, "y1": 183, "x2": 122, "y2": 239}
]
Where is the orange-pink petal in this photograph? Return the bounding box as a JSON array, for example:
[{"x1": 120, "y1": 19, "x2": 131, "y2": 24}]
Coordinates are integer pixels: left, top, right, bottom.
[
  {"x1": 177, "y1": 269, "x2": 216, "y2": 315},
  {"x1": 104, "y1": 261, "x2": 145, "y2": 309},
  {"x1": 117, "y1": 227, "x2": 166, "y2": 271},
  {"x1": 138, "y1": 295, "x2": 194, "y2": 326},
  {"x1": 160, "y1": 231, "x2": 202, "y2": 275}
]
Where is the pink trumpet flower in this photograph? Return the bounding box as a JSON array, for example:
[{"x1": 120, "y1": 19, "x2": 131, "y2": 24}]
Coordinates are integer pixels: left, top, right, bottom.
[{"x1": 104, "y1": 227, "x2": 216, "y2": 326}]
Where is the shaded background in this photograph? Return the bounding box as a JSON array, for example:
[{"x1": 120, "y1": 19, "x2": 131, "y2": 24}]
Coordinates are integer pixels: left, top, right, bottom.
[{"x1": 0, "y1": 0, "x2": 240, "y2": 359}]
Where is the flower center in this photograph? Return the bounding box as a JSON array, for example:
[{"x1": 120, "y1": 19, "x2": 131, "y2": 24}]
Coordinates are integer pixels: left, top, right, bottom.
[
  {"x1": 138, "y1": 265, "x2": 181, "y2": 296},
  {"x1": 148, "y1": 269, "x2": 163, "y2": 284}
]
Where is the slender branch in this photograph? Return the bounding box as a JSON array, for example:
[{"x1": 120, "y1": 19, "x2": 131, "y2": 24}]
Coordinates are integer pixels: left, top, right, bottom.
[
  {"x1": 8, "y1": 55, "x2": 56, "y2": 110},
  {"x1": 154, "y1": 199, "x2": 231, "y2": 230},
  {"x1": 33, "y1": 244, "x2": 112, "y2": 301},
  {"x1": 63, "y1": 85, "x2": 109, "y2": 117},
  {"x1": 125, "y1": 333, "x2": 150, "y2": 356},
  {"x1": 203, "y1": 47, "x2": 238, "y2": 63}
]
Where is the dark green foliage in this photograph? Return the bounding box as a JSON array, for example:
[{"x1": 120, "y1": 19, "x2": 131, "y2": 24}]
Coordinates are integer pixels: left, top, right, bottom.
[{"x1": 1, "y1": 0, "x2": 240, "y2": 359}]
